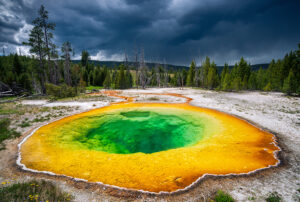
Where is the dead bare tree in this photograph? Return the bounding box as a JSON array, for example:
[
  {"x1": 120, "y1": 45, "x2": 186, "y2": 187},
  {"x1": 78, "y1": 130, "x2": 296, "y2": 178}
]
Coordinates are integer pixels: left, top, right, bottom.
[
  {"x1": 155, "y1": 63, "x2": 161, "y2": 87},
  {"x1": 134, "y1": 45, "x2": 139, "y2": 88},
  {"x1": 50, "y1": 44, "x2": 59, "y2": 84},
  {"x1": 178, "y1": 71, "x2": 184, "y2": 90},
  {"x1": 61, "y1": 41, "x2": 72, "y2": 86},
  {"x1": 138, "y1": 47, "x2": 146, "y2": 88},
  {"x1": 53, "y1": 60, "x2": 59, "y2": 84},
  {"x1": 138, "y1": 48, "x2": 153, "y2": 89},
  {"x1": 163, "y1": 59, "x2": 169, "y2": 87},
  {"x1": 0, "y1": 81, "x2": 12, "y2": 96},
  {"x1": 31, "y1": 71, "x2": 40, "y2": 94},
  {"x1": 195, "y1": 62, "x2": 200, "y2": 87}
]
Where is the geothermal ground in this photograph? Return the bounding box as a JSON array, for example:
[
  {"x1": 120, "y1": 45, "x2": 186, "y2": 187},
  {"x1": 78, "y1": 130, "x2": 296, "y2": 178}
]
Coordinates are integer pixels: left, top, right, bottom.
[{"x1": 0, "y1": 88, "x2": 299, "y2": 201}]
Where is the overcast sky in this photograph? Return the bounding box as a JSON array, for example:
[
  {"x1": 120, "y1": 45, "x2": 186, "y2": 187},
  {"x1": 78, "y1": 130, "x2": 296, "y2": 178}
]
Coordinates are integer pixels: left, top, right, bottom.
[{"x1": 0, "y1": 0, "x2": 299, "y2": 66}]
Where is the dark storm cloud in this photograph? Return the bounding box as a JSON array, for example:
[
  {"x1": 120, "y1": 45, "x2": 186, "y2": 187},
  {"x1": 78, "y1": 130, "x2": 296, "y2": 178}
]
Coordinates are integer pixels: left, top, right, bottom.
[{"x1": 0, "y1": 0, "x2": 300, "y2": 65}]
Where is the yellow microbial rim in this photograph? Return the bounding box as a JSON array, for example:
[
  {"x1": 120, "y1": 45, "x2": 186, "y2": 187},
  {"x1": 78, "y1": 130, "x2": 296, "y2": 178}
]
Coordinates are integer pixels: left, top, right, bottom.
[{"x1": 18, "y1": 92, "x2": 280, "y2": 193}]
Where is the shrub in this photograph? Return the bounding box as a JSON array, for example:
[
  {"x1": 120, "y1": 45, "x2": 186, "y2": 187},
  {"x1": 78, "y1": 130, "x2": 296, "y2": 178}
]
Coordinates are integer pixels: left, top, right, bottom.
[
  {"x1": 265, "y1": 192, "x2": 281, "y2": 202},
  {"x1": 0, "y1": 180, "x2": 73, "y2": 201},
  {"x1": 18, "y1": 121, "x2": 31, "y2": 128},
  {"x1": 0, "y1": 118, "x2": 20, "y2": 150},
  {"x1": 78, "y1": 78, "x2": 86, "y2": 93},
  {"x1": 264, "y1": 82, "x2": 272, "y2": 91},
  {"x1": 86, "y1": 85, "x2": 103, "y2": 91},
  {"x1": 45, "y1": 83, "x2": 77, "y2": 99},
  {"x1": 147, "y1": 97, "x2": 160, "y2": 101},
  {"x1": 214, "y1": 190, "x2": 234, "y2": 202}
]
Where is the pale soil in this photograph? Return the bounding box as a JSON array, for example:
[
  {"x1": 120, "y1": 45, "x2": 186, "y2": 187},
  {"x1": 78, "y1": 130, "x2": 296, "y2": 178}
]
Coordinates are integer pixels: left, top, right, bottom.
[{"x1": 0, "y1": 88, "x2": 299, "y2": 202}]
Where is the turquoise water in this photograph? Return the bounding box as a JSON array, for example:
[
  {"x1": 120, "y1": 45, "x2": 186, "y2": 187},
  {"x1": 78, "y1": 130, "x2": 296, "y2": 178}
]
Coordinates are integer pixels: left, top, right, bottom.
[{"x1": 70, "y1": 110, "x2": 204, "y2": 154}]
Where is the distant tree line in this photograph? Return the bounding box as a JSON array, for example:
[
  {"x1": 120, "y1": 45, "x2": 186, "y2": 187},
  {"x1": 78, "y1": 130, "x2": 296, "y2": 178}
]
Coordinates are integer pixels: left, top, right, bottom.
[
  {"x1": 185, "y1": 46, "x2": 300, "y2": 95},
  {"x1": 0, "y1": 5, "x2": 299, "y2": 97},
  {"x1": 181, "y1": 46, "x2": 300, "y2": 95}
]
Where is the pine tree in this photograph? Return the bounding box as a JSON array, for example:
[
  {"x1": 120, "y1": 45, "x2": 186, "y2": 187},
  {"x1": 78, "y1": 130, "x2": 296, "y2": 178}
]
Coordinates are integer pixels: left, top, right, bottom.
[
  {"x1": 186, "y1": 60, "x2": 196, "y2": 86},
  {"x1": 19, "y1": 73, "x2": 32, "y2": 91},
  {"x1": 81, "y1": 50, "x2": 90, "y2": 67},
  {"x1": 202, "y1": 57, "x2": 211, "y2": 87},
  {"x1": 296, "y1": 44, "x2": 300, "y2": 94},
  {"x1": 92, "y1": 69, "x2": 97, "y2": 86},
  {"x1": 230, "y1": 63, "x2": 241, "y2": 91},
  {"x1": 13, "y1": 53, "x2": 23, "y2": 76},
  {"x1": 125, "y1": 67, "x2": 133, "y2": 88},
  {"x1": 232, "y1": 77, "x2": 241, "y2": 91},
  {"x1": 242, "y1": 75, "x2": 248, "y2": 89},
  {"x1": 35, "y1": 5, "x2": 56, "y2": 83},
  {"x1": 267, "y1": 59, "x2": 282, "y2": 91},
  {"x1": 222, "y1": 72, "x2": 231, "y2": 91},
  {"x1": 82, "y1": 68, "x2": 89, "y2": 84},
  {"x1": 264, "y1": 82, "x2": 271, "y2": 91},
  {"x1": 23, "y1": 20, "x2": 47, "y2": 93},
  {"x1": 256, "y1": 67, "x2": 267, "y2": 90},
  {"x1": 88, "y1": 71, "x2": 93, "y2": 85},
  {"x1": 94, "y1": 67, "x2": 102, "y2": 86},
  {"x1": 171, "y1": 71, "x2": 178, "y2": 86},
  {"x1": 237, "y1": 57, "x2": 250, "y2": 90},
  {"x1": 282, "y1": 69, "x2": 296, "y2": 95},
  {"x1": 103, "y1": 70, "x2": 111, "y2": 89},
  {"x1": 115, "y1": 65, "x2": 126, "y2": 89},
  {"x1": 207, "y1": 62, "x2": 219, "y2": 89},
  {"x1": 220, "y1": 63, "x2": 229, "y2": 89},
  {"x1": 248, "y1": 72, "x2": 257, "y2": 90},
  {"x1": 100, "y1": 68, "x2": 107, "y2": 86}
]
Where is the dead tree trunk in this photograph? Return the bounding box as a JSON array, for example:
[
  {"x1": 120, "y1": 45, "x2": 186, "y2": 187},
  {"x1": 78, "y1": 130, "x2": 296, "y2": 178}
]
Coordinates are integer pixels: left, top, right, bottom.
[
  {"x1": 62, "y1": 42, "x2": 72, "y2": 86},
  {"x1": 163, "y1": 60, "x2": 168, "y2": 87},
  {"x1": 155, "y1": 64, "x2": 161, "y2": 87},
  {"x1": 135, "y1": 46, "x2": 139, "y2": 88},
  {"x1": 64, "y1": 57, "x2": 71, "y2": 86}
]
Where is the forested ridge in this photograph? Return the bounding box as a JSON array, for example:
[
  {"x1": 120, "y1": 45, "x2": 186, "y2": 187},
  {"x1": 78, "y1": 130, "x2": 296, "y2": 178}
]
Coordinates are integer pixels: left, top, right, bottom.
[{"x1": 0, "y1": 5, "x2": 299, "y2": 97}]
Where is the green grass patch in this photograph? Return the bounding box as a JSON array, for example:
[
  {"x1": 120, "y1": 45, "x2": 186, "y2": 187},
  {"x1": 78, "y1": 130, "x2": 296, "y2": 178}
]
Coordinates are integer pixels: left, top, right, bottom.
[
  {"x1": 0, "y1": 103, "x2": 26, "y2": 115},
  {"x1": 248, "y1": 196, "x2": 256, "y2": 200},
  {"x1": 18, "y1": 121, "x2": 31, "y2": 128},
  {"x1": 0, "y1": 180, "x2": 73, "y2": 202},
  {"x1": 265, "y1": 192, "x2": 281, "y2": 202},
  {"x1": 214, "y1": 190, "x2": 234, "y2": 202},
  {"x1": 0, "y1": 96, "x2": 18, "y2": 101},
  {"x1": 86, "y1": 85, "x2": 103, "y2": 91},
  {"x1": 0, "y1": 118, "x2": 20, "y2": 150},
  {"x1": 0, "y1": 104, "x2": 19, "y2": 115},
  {"x1": 57, "y1": 93, "x2": 105, "y2": 101},
  {"x1": 32, "y1": 116, "x2": 50, "y2": 123},
  {"x1": 0, "y1": 108, "x2": 19, "y2": 115}
]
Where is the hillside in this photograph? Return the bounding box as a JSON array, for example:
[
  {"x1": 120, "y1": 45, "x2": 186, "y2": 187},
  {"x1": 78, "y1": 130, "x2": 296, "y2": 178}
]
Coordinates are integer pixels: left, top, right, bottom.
[{"x1": 72, "y1": 60, "x2": 269, "y2": 72}]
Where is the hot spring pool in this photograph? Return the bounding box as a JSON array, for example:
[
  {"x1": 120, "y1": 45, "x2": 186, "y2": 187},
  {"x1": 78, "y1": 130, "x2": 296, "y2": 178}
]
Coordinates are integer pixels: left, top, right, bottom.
[
  {"x1": 70, "y1": 108, "x2": 208, "y2": 154},
  {"x1": 19, "y1": 102, "x2": 279, "y2": 193}
]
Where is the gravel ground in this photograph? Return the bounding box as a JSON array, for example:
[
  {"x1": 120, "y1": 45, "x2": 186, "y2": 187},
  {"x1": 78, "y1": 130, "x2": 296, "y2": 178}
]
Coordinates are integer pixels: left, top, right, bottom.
[{"x1": 122, "y1": 88, "x2": 300, "y2": 201}]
